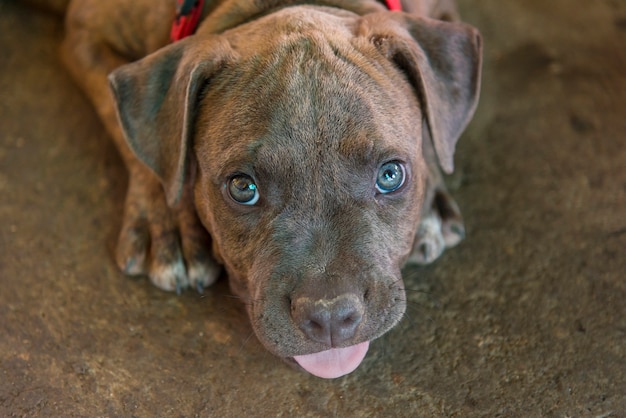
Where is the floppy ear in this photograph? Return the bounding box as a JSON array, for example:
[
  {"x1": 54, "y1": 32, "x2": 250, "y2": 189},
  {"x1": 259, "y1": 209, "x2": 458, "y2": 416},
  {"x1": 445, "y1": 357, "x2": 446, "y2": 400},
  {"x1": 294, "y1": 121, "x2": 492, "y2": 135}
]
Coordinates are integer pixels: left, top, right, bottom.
[
  {"x1": 108, "y1": 36, "x2": 236, "y2": 205},
  {"x1": 362, "y1": 13, "x2": 482, "y2": 173}
]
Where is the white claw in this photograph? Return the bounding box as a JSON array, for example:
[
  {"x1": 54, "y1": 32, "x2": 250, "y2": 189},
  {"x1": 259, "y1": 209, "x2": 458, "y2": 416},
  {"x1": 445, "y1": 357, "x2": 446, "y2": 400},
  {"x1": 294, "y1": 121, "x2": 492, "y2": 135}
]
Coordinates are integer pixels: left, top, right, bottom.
[{"x1": 149, "y1": 259, "x2": 188, "y2": 292}]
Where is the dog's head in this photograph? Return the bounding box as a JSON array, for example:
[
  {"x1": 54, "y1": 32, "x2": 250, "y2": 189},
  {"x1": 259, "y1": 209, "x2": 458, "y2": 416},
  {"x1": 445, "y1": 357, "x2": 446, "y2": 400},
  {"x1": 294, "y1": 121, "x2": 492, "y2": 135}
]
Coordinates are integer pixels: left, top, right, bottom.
[{"x1": 109, "y1": 7, "x2": 481, "y2": 378}]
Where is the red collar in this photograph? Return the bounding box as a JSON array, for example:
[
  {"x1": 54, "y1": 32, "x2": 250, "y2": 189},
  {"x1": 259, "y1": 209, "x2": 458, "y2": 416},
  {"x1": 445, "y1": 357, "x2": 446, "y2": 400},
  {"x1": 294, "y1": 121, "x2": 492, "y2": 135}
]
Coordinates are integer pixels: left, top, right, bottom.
[
  {"x1": 170, "y1": 0, "x2": 205, "y2": 42},
  {"x1": 171, "y1": 0, "x2": 402, "y2": 42},
  {"x1": 384, "y1": 0, "x2": 403, "y2": 11}
]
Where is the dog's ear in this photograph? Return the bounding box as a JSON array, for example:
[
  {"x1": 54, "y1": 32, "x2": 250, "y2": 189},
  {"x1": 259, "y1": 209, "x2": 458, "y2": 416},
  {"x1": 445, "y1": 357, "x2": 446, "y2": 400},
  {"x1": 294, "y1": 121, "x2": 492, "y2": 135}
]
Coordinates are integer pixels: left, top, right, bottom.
[
  {"x1": 108, "y1": 36, "x2": 236, "y2": 205},
  {"x1": 362, "y1": 13, "x2": 482, "y2": 173}
]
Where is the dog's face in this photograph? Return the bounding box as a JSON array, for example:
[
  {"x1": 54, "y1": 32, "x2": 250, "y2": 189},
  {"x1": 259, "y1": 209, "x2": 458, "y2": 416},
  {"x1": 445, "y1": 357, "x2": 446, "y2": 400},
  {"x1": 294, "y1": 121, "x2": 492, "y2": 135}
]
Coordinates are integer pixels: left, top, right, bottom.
[
  {"x1": 193, "y1": 9, "x2": 426, "y2": 375},
  {"x1": 109, "y1": 7, "x2": 481, "y2": 378}
]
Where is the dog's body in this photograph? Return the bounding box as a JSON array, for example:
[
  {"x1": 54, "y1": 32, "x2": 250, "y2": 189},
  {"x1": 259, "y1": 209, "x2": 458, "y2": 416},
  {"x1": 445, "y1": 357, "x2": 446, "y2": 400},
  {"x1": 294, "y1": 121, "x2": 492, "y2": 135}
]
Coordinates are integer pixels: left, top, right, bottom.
[{"x1": 60, "y1": 0, "x2": 481, "y2": 377}]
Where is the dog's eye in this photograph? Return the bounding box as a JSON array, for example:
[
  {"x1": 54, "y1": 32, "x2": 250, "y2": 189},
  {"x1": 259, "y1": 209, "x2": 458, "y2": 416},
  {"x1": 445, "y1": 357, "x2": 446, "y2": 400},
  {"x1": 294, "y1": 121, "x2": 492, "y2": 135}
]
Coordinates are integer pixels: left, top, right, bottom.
[
  {"x1": 228, "y1": 175, "x2": 260, "y2": 205},
  {"x1": 376, "y1": 161, "x2": 405, "y2": 194}
]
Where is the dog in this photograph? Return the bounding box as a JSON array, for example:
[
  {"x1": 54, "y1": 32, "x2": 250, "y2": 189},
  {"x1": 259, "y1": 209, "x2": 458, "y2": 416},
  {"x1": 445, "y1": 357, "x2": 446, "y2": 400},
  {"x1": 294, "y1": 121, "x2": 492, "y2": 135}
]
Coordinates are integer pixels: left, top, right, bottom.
[{"x1": 59, "y1": 0, "x2": 481, "y2": 378}]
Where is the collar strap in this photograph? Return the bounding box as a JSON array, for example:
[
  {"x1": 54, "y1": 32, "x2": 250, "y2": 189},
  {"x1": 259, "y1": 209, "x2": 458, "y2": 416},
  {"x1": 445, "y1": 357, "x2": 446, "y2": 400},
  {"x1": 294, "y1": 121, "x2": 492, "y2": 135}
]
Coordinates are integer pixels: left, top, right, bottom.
[
  {"x1": 171, "y1": 0, "x2": 402, "y2": 42},
  {"x1": 384, "y1": 0, "x2": 402, "y2": 11},
  {"x1": 171, "y1": 0, "x2": 205, "y2": 42}
]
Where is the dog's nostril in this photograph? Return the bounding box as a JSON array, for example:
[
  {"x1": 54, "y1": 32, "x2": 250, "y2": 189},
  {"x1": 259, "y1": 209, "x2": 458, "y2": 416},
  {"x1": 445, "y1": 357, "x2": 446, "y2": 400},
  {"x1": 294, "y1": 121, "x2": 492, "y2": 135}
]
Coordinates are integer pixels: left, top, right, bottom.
[
  {"x1": 341, "y1": 310, "x2": 361, "y2": 324},
  {"x1": 339, "y1": 315, "x2": 359, "y2": 331},
  {"x1": 304, "y1": 319, "x2": 323, "y2": 331},
  {"x1": 293, "y1": 295, "x2": 364, "y2": 346}
]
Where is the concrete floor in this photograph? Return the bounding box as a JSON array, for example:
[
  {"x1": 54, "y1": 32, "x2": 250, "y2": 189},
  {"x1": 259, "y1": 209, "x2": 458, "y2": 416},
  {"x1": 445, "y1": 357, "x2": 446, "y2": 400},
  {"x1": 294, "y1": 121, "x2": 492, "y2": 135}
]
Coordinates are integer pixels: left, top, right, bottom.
[{"x1": 1, "y1": 0, "x2": 625, "y2": 416}]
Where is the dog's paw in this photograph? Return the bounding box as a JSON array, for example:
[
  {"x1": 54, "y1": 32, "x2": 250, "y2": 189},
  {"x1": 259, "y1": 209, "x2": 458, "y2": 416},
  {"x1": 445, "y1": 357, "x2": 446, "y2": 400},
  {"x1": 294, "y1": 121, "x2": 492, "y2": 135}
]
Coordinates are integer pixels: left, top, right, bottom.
[
  {"x1": 409, "y1": 190, "x2": 465, "y2": 265},
  {"x1": 115, "y1": 181, "x2": 221, "y2": 293},
  {"x1": 410, "y1": 212, "x2": 446, "y2": 264}
]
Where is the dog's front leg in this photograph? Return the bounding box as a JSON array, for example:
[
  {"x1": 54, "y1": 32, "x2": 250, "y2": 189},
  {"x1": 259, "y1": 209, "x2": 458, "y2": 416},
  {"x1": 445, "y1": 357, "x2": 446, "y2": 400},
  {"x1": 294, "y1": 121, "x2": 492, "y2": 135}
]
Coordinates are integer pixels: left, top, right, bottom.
[
  {"x1": 409, "y1": 132, "x2": 465, "y2": 265},
  {"x1": 61, "y1": 24, "x2": 221, "y2": 293}
]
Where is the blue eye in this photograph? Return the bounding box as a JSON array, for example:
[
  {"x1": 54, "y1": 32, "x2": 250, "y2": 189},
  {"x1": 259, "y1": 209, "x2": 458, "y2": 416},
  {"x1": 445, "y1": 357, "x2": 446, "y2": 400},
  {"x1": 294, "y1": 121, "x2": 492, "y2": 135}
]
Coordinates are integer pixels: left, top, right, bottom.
[
  {"x1": 228, "y1": 175, "x2": 260, "y2": 205},
  {"x1": 376, "y1": 161, "x2": 406, "y2": 194}
]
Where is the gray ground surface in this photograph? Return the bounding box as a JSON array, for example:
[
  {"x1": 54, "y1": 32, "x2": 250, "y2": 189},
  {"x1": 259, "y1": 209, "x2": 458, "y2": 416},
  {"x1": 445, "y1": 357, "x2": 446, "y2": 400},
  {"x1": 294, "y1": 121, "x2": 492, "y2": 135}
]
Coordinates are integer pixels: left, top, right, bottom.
[{"x1": 1, "y1": 0, "x2": 625, "y2": 416}]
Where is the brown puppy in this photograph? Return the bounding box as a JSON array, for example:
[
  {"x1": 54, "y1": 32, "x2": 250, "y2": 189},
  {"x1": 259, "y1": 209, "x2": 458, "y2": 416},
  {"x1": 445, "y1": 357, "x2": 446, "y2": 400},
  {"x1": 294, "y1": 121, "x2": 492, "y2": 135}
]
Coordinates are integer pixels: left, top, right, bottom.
[{"x1": 61, "y1": 0, "x2": 481, "y2": 378}]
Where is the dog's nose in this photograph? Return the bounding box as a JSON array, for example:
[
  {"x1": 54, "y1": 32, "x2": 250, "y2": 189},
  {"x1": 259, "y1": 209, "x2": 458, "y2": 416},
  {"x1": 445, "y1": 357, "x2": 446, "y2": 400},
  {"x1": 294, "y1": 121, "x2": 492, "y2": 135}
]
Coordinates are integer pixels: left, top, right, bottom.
[{"x1": 291, "y1": 294, "x2": 364, "y2": 346}]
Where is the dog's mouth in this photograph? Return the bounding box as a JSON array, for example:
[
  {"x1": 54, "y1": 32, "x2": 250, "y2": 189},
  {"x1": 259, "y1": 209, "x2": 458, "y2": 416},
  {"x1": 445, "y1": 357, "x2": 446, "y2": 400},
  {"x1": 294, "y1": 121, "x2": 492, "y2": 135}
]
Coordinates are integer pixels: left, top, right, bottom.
[{"x1": 292, "y1": 341, "x2": 370, "y2": 379}]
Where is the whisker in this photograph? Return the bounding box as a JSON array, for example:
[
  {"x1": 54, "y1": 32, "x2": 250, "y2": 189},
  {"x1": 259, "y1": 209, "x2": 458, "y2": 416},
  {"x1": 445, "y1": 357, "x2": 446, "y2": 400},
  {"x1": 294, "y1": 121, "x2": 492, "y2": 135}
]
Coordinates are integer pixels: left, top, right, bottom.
[
  {"x1": 402, "y1": 307, "x2": 416, "y2": 328},
  {"x1": 404, "y1": 301, "x2": 437, "y2": 325},
  {"x1": 388, "y1": 277, "x2": 405, "y2": 289},
  {"x1": 403, "y1": 287, "x2": 433, "y2": 294},
  {"x1": 238, "y1": 330, "x2": 256, "y2": 356},
  {"x1": 219, "y1": 293, "x2": 266, "y2": 307},
  {"x1": 378, "y1": 331, "x2": 390, "y2": 361},
  {"x1": 404, "y1": 288, "x2": 442, "y2": 308},
  {"x1": 395, "y1": 294, "x2": 438, "y2": 327}
]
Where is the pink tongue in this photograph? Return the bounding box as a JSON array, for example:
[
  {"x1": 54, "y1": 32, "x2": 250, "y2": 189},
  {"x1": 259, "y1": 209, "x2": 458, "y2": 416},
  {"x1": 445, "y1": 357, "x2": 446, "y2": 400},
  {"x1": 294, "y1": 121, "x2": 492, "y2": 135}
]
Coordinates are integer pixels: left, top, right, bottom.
[{"x1": 293, "y1": 341, "x2": 370, "y2": 379}]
